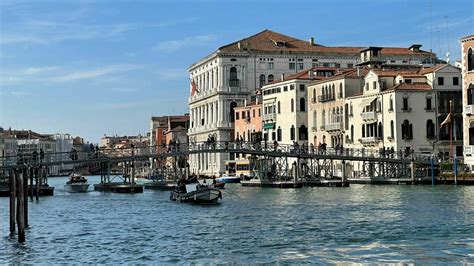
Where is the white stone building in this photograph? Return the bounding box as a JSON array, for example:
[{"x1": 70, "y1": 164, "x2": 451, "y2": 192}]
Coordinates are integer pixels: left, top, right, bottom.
[
  {"x1": 188, "y1": 30, "x2": 435, "y2": 176},
  {"x1": 462, "y1": 34, "x2": 474, "y2": 169}
]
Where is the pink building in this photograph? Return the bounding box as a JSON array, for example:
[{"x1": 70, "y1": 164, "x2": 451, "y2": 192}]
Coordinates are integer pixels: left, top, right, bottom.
[{"x1": 234, "y1": 100, "x2": 262, "y2": 142}]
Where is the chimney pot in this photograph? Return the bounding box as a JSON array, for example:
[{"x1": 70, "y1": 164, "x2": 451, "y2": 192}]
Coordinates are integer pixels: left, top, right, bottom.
[
  {"x1": 280, "y1": 74, "x2": 285, "y2": 81},
  {"x1": 309, "y1": 37, "x2": 314, "y2": 45}
]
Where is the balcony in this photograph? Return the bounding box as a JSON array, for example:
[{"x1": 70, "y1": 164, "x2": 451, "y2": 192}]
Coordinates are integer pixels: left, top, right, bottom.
[
  {"x1": 324, "y1": 122, "x2": 342, "y2": 131},
  {"x1": 361, "y1": 111, "x2": 377, "y2": 121},
  {"x1": 229, "y1": 79, "x2": 240, "y2": 87},
  {"x1": 318, "y1": 94, "x2": 335, "y2": 102},
  {"x1": 359, "y1": 136, "x2": 382, "y2": 144},
  {"x1": 262, "y1": 113, "x2": 276, "y2": 121}
]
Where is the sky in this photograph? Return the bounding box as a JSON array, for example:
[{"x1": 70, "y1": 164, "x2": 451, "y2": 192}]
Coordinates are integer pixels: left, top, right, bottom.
[{"x1": 1, "y1": 0, "x2": 473, "y2": 143}]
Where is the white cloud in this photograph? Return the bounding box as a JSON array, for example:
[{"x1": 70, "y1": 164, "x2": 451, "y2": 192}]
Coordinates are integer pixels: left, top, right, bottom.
[
  {"x1": 156, "y1": 68, "x2": 187, "y2": 80},
  {"x1": 23, "y1": 66, "x2": 59, "y2": 75},
  {"x1": 154, "y1": 35, "x2": 217, "y2": 52},
  {"x1": 50, "y1": 64, "x2": 142, "y2": 82}
]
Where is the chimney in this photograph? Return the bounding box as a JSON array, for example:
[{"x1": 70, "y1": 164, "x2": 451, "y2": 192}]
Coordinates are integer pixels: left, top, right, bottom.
[
  {"x1": 237, "y1": 42, "x2": 241, "y2": 50},
  {"x1": 244, "y1": 99, "x2": 247, "y2": 107},
  {"x1": 308, "y1": 70, "x2": 313, "y2": 78},
  {"x1": 280, "y1": 74, "x2": 285, "y2": 81},
  {"x1": 309, "y1": 37, "x2": 314, "y2": 45},
  {"x1": 357, "y1": 66, "x2": 360, "y2": 77}
]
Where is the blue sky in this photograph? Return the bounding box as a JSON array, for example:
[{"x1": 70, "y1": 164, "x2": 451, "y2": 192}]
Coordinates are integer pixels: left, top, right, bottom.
[{"x1": 1, "y1": 0, "x2": 473, "y2": 143}]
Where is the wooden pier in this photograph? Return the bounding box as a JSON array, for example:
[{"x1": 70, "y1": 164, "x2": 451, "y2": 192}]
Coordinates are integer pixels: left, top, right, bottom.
[
  {"x1": 94, "y1": 182, "x2": 144, "y2": 193},
  {"x1": 144, "y1": 179, "x2": 177, "y2": 190},
  {"x1": 241, "y1": 179, "x2": 348, "y2": 188}
]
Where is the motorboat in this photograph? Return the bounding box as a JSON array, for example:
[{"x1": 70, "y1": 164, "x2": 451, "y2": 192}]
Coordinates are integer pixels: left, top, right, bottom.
[
  {"x1": 170, "y1": 181, "x2": 222, "y2": 204},
  {"x1": 213, "y1": 182, "x2": 225, "y2": 189},
  {"x1": 216, "y1": 174, "x2": 241, "y2": 183},
  {"x1": 64, "y1": 173, "x2": 90, "y2": 193}
]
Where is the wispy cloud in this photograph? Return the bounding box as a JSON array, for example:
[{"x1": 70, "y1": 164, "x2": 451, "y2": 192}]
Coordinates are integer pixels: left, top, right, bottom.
[
  {"x1": 154, "y1": 35, "x2": 217, "y2": 52},
  {"x1": 156, "y1": 68, "x2": 187, "y2": 80},
  {"x1": 51, "y1": 64, "x2": 142, "y2": 82},
  {"x1": 1, "y1": 64, "x2": 143, "y2": 85}
]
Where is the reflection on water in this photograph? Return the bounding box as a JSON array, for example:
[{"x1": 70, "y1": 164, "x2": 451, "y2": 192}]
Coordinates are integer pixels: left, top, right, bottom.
[{"x1": 0, "y1": 176, "x2": 473, "y2": 263}]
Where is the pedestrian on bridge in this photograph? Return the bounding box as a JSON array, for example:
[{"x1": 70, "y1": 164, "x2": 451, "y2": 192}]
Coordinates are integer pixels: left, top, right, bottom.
[{"x1": 273, "y1": 140, "x2": 278, "y2": 152}]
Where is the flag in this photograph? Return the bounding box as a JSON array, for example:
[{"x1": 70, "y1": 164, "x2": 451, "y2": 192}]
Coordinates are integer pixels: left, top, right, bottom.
[
  {"x1": 439, "y1": 113, "x2": 451, "y2": 129},
  {"x1": 190, "y1": 79, "x2": 199, "y2": 96}
]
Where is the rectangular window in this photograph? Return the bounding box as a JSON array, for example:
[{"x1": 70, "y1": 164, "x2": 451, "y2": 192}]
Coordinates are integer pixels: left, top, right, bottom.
[
  {"x1": 438, "y1": 77, "x2": 444, "y2": 85},
  {"x1": 373, "y1": 81, "x2": 377, "y2": 90},
  {"x1": 298, "y1": 63, "x2": 304, "y2": 70},
  {"x1": 335, "y1": 63, "x2": 341, "y2": 68},
  {"x1": 426, "y1": 98, "x2": 432, "y2": 110},
  {"x1": 365, "y1": 83, "x2": 369, "y2": 91},
  {"x1": 253, "y1": 109, "x2": 255, "y2": 117},
  {"x1": 290, "y1": 85, "x2": 294, "y2": 90},
  {"x1": 405, "y1": 79, "x2": 412, "y2": 84},
  {"x1": 236, "y1": 112, "x2": 240, "y2": 120},
  {"x1": 289, "y1": 63, "x2": 296, "y2": 70},
  {"x1": 268, "y1": 62, "x2": 274, "y2": 69},
  {"x1": 403, "y1": 98, "x2": 409, "y2": 110},
  {"x1": 258, "y1": 109, "x2": 261, "y2": 117},
  {"x1": 347, "y1": 63, "x2": 353, "y2": 68},
  {"x1": 271, "y1": 132, "x2": 276, "y2": 141},
  {"x1": 299, "y1": 84, "x2": 305, "y2": 91},
  {"x1": 242, "y1": 111, "x2": 246, "y2": 119},
  {"x1": 284, "y1": 86, "x2": 288, "y2": 91},
  {"x1": 323, "y1": 63, "x2": 330, "y2": 67},
  {"x1": 453, "y1": 77, "x2": 459, "y2": 86}
]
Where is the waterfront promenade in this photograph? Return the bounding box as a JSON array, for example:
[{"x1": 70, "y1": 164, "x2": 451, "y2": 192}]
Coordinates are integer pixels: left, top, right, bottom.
[{"x1": 1, "y1": 175, "x2": 473, "y2": 264}]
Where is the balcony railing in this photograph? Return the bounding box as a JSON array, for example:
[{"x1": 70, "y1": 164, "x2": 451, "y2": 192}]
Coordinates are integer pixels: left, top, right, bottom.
[
  {"x1": 318, "y1": 94, "x2": 335, "y2": 102},
  {"x1": 262, "y1": 113, "x2": 276, "y2": 121},
  {"x1": 324, "y1": 122, "x2": 342, "y2": 131},
  {"x1": 229, "y1": 79, "x2": 240, "y2": 87},
  {"x1": 359, "y1": 136, "x2": 382, "y2": 144},
  {"x1": 361, "y1": 111, "x2": 377, "y2": 121}
]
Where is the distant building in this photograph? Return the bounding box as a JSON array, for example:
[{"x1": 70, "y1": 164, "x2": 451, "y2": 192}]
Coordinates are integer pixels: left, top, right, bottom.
[
  {"x1": 0, "y1": 128, "x2": 17, "y2": 167},
  {"x1": 462, "y1": 34, "x2": 474, "y2": 170}
]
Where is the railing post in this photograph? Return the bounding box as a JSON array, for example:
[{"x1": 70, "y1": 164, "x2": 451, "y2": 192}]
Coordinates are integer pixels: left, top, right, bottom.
[
  {"x1": 454, "y1": 155, "x2": 458, "y2": 185},
  {"x1": 431, "y1": 156, "x2": 435, "y2": 186}
]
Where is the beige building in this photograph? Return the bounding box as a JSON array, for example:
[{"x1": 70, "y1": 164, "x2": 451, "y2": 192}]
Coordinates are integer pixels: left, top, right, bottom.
[
  {"x1": 462, "y1": 34, "x2": 474, "y2": 169},
  {"x1": 308, "y1": 68, "x2": 367, "y2": 148}
]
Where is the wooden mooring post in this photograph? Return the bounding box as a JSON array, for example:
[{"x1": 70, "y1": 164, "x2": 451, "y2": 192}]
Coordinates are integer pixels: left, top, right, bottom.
[
  {"x1": 10, "y1": 170, "x2": 16, "y2": 235},
  {"x1": 17, "y1": 170, "x2": 26, "y2": 243},
  {"x1": 23, "y1": 169, "x2": 29, "y2": 228}
]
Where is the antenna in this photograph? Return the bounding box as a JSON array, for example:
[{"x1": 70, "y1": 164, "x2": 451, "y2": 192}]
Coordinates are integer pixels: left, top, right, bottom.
[
  {"x1": 436, "y1": 26, "x2": 441, "y2": 56},
  {"x1": 444, "y1": 15, "x2": 450, "y2": 64}
]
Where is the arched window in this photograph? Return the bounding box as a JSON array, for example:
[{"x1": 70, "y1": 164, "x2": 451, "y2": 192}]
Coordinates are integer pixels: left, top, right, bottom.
[
  {"x1": 277, "y1": 127, "x2": 282, "y2": 141},
  {"x1": 378, "y1": 122, "x2": 383, "y2": 138},
  {"x1": 259, "y1": 74, "x2": 266, "y2": 88},
  {"x1": 426, "y1": 119, "x2": 435, "y2": 139},
  {"x1": 300, "y1": 97, "x2": 306, "y2": 112},
  {"x1": 350, "y1": 125, "x2": 354, "y2": 141},
  {"x1": 267, "y1": 74, "x2": 274, "y2": 83},
  {"x1": 322, "y1": 109, "x2": 326, "y2": 126},
  {"x1": 362, "y1": 125, "x2": 365, "y2": 137},
  {"x1": 313, "y1": 111, "x2": 317, "y2": 130},
  {"x1": 290, "y1": 125, "x2": 295, "y2": 140},
  {"x1": 468, "y1": 48, "x2": 473, "y2": 71},
  {"x1": 291, "y1": 99, "x2": 294, "y2": 112},
  {"x1": 350, "y1": 103, "x2": 353, "y2": 116},
  {"x1": 339, "y1": 83, "x2": 343, "y2": 98},
  {"x1": 389, "y1": 95, "x2": 394, "y2": 110},
  {"x1": 390, "y1": 120, "x2": 394, "y2": 138},
  {"x1": 402, "y1": 119, "x2": 413, "y2": 140},
  {"x1": 324, "y1": 86, "x2": 328, "y2": 97},
  {"x1": 332, "y1": 84, "x2": 335, "y2": 98},
  {"x1": 299, "y1": 125, "x2": 308, "y2": 141},
  {"x1": 313, "y1": 88, "x2": 316, "y2": 102},
  {"x1": 277, "y1": 101, "x2": 281, "y2": 114},
  {"x1": 230, "y1": 101, "x2": 237, "y2": 122},
  {"x1": 230, "y1": 67, "x2": 237, "y2": 80}
]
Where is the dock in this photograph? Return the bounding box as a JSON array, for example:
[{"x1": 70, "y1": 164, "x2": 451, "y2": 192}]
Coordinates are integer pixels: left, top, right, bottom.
[
  {"x1": 0, "y1": 185, "x2": 54, "y2": 197},
  {"x1": 94, "y1": 182, "x2": 144, "y2": 193},
  {"x1": 241, "y1": 179, "x2": 348, "y2": 188},
  {"x1": 144, "y1": 180, "x2": 177, "y2": 190},
  {"x1": 348, "y1": 177, "x2": 433, "y2": 185}
]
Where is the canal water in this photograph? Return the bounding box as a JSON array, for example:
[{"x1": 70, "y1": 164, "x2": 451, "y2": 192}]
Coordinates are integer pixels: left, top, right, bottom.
[{"x1": 1, "y1": 176, "x2": 473, "y2": 264}]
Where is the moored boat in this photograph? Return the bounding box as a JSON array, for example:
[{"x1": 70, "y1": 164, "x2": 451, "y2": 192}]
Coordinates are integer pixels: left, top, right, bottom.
[
  {"x1": 64, "y1": 173, "x2": 89, "y2": 193},
  {"x1": 216, "y1": 174, "x2": 241, "y2": 183},
  {"x1": 170, "y1": 182, "x2": 222, "y2": 204}
]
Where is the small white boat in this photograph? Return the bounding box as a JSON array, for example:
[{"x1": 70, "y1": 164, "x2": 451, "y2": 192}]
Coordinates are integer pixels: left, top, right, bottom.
[
  {"x1": 216, "y1": 174, "x2": 241, "y2": 183},
  {"x1": 64, "y1": 173, "x2": 90, "y2": 193}
]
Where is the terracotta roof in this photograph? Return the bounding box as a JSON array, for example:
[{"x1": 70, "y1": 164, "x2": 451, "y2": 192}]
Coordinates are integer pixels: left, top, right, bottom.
[
  {"x1": 418, "y1": 64, "x2": 448, "y2": 74},
  {"x1": 218, "y1": 29, "x2": 434, "y2": 56},
  {"x1": 399, "y1": 73, "x2": 426, "y2": 78},
  {"x1": 371, "y1": 68, "x2": 420, "y2": 77},
  {"x1": 309, "y1": 68, "x2": 369, "y2": 85},
  {"x1": 386, "y1": 82, "x2": 432, "y2": 91},
  {"x1": 264, "y1": 67, "x2": 342, "y2": 86}
]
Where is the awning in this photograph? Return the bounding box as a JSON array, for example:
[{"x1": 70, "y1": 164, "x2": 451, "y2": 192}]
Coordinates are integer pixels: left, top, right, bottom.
[
  {"x1": 359, "y1": 97, "x2": 377, "y2": 107},
  {"x1": 263, "y1": 123, "x2": 275, "y2": 130}
]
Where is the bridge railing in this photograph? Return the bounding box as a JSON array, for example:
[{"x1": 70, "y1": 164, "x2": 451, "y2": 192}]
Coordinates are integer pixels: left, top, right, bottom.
[{"x1": 0, "y1": 141, "x2": 436, "y2": 169}]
